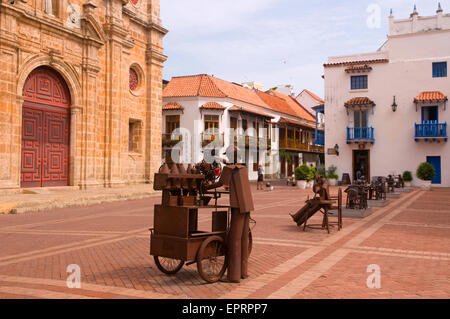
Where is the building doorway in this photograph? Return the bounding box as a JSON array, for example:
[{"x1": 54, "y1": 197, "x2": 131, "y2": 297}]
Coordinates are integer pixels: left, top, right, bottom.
[
  {"x1": 353, "y1": 150, "x2": 370, "y2": 182},
  {"x1": 21, "y1": 67, "x2": 71, "y2": 188},
  {"x1": 426, "y1": 156, "x2": 441, "y2": 184}
]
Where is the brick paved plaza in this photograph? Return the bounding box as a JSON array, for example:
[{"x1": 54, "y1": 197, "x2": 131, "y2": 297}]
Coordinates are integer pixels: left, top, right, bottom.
[{"x1": 0, "y1": 186, "x2": 449, "y2": 299}]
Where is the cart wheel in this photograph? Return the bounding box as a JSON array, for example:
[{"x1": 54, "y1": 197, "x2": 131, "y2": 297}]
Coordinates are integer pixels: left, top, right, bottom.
[
  {"x1": 196, "y1": 236, "x2": 227, "y2": 283},
  {"x1": 154, "y1": 256, "x2": 184, "y2": 275}
]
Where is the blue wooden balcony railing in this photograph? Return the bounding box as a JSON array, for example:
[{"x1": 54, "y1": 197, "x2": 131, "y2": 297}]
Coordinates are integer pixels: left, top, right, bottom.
[
  {"x1": 415, "y1": 121, "x2": 447, "y2": 139},
  {"x1": 315, "y1": 130, "x2": 324, "y2": 146},
  {"x1": 347, "y1": 126, "x2": 375, "y2": 143}
]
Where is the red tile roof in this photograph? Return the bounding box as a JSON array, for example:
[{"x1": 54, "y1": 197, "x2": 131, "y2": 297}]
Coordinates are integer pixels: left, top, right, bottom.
[
  {"x1": 163, "y1": 74, "x2": 267, "y2": 108},
  {"x1": 255, "y1": 90, "x2": 296, "y2": 115},
  {"x1": 229, "y1": 105, "x2": 274, "y2": 118},
  {"x1": 200, "y1": 102, "x2": 225, "y2": 110},
  {"x1": 324, "y1": 59, "x2": 388, "y2": 68},
  {"x1": 414, "y1": 91, "x2": 448, "y2": 103},
  {"x1": 277, "y1": 117, "x2": 317, "y2": 130},
  {"x1": 163, "y1": 74, "x2": 316, "y2": 122},
  {"x1": 163, "y1": 102, "x2": 184, "y2": 110},
  {"x1": 298, "y1": 89, "x2": 325, "y2": 103},
  {"x1": 344, "y1": 97, "x2": 375, "y2": 107},
  {"x1": 270, "y1": 90, "x2": 316, "y2": 120}
]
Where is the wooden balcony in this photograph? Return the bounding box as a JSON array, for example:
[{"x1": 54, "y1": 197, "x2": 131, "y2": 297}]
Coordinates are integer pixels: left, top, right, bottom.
[
  {"x1": 315, "y1": 130, "x2": 324, "y2": 146},
  {"x1": 279, "y1": 139, "x2": 323, "y2": 153},
  {"x1": 233, "y1": 135, "x2": 271, "y2": 149},
  {"x1": 347, "y1": 127, "x2": 375, "y2": 144},
  {"x1": 309, "y1": 144, "x2": 324, "y2": 153},
  {"x1": 279, "y1": 139, "x2": 309, "y2": 151},
  {"x1": 414, "y1": 122, "x2": 447, "y2": 142},
  {"x1": 202, "y1": 133, "x2": 224, "y2": 147},
  {"x1": 162, "y1": 133, "x2": 182, "y2": 148}
]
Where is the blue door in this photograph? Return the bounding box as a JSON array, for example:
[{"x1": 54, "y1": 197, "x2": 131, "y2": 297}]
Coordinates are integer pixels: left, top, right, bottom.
[{"x1": 426, "y1": 156, "x2": 441, "y2": 184}]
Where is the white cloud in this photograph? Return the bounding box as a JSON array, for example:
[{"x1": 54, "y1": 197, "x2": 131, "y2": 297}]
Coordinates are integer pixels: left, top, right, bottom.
[{"x1": 161, "y1": 0, "x2": 450, "y2": 97}]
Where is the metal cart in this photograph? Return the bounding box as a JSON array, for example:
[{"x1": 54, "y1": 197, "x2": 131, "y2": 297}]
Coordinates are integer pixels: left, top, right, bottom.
[{"x1": 150, "y1": 164, "x2": 253, "y2": 283}]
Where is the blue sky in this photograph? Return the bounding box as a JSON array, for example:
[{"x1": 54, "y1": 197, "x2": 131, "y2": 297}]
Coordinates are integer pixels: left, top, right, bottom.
[{"x1": 160, "y1": 0, "x2": 448, "y2": 97}]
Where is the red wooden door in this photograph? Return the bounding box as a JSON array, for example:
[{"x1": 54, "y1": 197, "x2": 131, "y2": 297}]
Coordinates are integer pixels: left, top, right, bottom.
[
  {"x1": 21, "y1": 67, "x2": 71, "y2": 188},
  {"x1": 21, "y1": 107, "x2": 44, "y2": 187}
]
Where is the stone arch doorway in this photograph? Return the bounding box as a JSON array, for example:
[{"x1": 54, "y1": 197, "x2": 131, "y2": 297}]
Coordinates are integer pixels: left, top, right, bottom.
[{"x1": 21, "y1": 66, "x2": 71, "y2": 188}]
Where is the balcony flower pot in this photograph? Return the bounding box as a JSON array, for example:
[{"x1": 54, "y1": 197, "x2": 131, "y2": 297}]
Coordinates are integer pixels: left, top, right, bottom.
[
  {"x1": 297, "y1": 180, "x2": 307, "y2": 189},
  {"x1": 420, "y1": 180, "x2": 432, "y2": 191},
  {"x1": 402, "y1": 171, "x2": 413, "y2": 188},
  {"x1": 326, "y1": 166, "x2": 339, "y2": 187},
  {"x1": 416, "y1": 163, "x2": 435, "y2": 191},
  {"x1": 295, "y1": 165, "x2": 310, "y2": 190}
]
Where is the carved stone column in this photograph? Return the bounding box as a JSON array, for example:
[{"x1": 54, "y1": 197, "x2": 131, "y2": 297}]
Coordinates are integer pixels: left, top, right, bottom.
[
  {"x1": 70, "y1": 105, "x2": 83, "y2": 187},
  {"x1": 144, "y1": 22, "x2": 168, "y2": 184}
]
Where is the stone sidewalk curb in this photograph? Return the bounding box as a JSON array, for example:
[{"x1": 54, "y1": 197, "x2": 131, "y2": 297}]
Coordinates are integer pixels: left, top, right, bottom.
[
  {"x1": 0, "y1": 203, "x2": 18, "y2": 215},
  {"x1": 0, "y1": 190, "x2": 160, "y2": 214}
]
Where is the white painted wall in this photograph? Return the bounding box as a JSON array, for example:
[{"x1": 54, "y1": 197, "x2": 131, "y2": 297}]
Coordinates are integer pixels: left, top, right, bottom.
[
  {"x1": 296, "y1": 91, "x2": 324, "y2": 128},
  {"x1": 324, "y1": 13, "x2": 450, "y2": 186}
]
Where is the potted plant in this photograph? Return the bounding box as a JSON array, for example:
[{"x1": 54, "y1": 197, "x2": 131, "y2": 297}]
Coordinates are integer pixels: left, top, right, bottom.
[
  {"x1": 307, "y1": 166, "x2": 317, "y2": 188},
  {"x1": 295, "y1": 164, "x2": 310, "y2": 189},
  {"x1": 402, "y1": 171, "x2": 413, "y2": 187},
  {"x1": 317, "y1": 164, "x2": 326, "y2": 178},
  {"x1": 416, "y1": 162, "x2": 435, "y2": 191},
  {"x1": 326, "y1": 165, "x2": 339, "y2": 186}
]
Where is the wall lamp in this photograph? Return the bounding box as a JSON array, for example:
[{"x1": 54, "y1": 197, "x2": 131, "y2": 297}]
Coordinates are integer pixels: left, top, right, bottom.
[
  {"x1": 391, "y1": 96, "x2": 398, "y2": 112},
  {"x1": 334, "y1": 144, "x2": 339, "y2": 156}
]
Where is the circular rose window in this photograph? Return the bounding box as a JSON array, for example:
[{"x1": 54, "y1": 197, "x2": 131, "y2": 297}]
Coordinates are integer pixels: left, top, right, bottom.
[
  {"x1": 129, "y1": 68, "x2": 139, "y2": 91},
  {"x1": 130, "y1": 0, "x2": 139, "y2": 5}
]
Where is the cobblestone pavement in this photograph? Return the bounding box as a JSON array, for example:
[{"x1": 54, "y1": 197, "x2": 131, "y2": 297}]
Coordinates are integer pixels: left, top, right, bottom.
[{"x1": 0, "y1": 185, "x2": 449, "y2": 299}]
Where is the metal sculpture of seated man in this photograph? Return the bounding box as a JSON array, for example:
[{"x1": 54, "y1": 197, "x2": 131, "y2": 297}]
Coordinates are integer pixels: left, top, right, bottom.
[
  {"x1": 395, "y1": 174, "x2": 404, "y2": 188},
  {"x1": 375, "y1": 177, "x2": 386, "y2": 200},
  {"x1": 368, "y1": 181, "x2": 377, "y2": 200},
  {"x1": 387, "y1": 175, "x2": 396, "y2": 193},
  {"x1": 345, "y1": 181, "x2": 368, "y2": 209},
  {"x1": 312, "y1": 176, "x2": 330, "y2": 200}
]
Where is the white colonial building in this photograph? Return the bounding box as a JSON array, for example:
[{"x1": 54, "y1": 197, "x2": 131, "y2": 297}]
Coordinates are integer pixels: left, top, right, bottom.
[
  {"x1": 324, "y1": 5, "x2": 449, "y2": 186},
  {"x1": 162, "y1": 74, "x2": 324, "y2": 180}
]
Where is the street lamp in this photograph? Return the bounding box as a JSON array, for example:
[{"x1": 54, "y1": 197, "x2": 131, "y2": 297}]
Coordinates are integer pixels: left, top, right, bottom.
[{"x1": 392, "y1": 96, "x2": 398, "y2": 112}]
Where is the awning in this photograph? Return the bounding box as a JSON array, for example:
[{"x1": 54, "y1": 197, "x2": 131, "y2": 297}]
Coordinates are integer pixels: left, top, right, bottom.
[
  {"x1": 163, "y1": 102, "x2": 184, "y2": 111},
  {"x1": 228, "y1": 105, "x2": 274, "y2": 119},
  {"x1": 199, "y1": 102, "x2": 226, "y2": 110},
  {"x1": 344, "y1": 97, "x2": 375, "y2": 108},
  {"x1": 345, "y1": 64, "x2": 373, "y2": 73},
  {"x1": 414, "y1": 91, "x2": 448, "y2": 111},
  {"x1": 414, "y1": 91, "x2": 448, "y2": 103}
]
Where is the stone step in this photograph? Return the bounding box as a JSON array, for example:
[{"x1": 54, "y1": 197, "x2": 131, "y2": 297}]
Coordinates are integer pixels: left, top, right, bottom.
[
  {"x1": 395, "y1": 187, "x2": 414, "y2": 193},
  {"x1": 0, "y1": 203, "x2": 18, "y2": 215},
  {"x1": 368, "y1": 199, "x2": 390, "y2": 207},
  {"x1": 21, "y1": 186, "x2": 81, "y2": 194},
  {"x1": 329, "y1": 207, "x2": 373, "y2": 219}
]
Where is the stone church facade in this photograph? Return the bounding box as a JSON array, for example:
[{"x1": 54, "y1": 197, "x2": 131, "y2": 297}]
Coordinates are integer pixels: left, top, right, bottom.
[{"x1": 0, "y1": 0, "x2": 167, "y2": 191}]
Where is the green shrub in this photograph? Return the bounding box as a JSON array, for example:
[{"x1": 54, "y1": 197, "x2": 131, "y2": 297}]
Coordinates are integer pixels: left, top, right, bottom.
[
  {"x1": 295, "y1": 164, "x2": 310, "y2": 181},
  {"x1": 327, "y1": 165, "x2": 338, "y2": 179},
  {"x1": 402, "y1": 171, "x2": 413, "y2": 182},
  {"x1": 416, "y1": 163, "x2": 435, "y2": 181},
  {"x1": 317, "y1": 164, "x2": 326, "y2": 177},
  {"x1": 308, "y1": 166, "x2": 317, "y2": 181}
]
